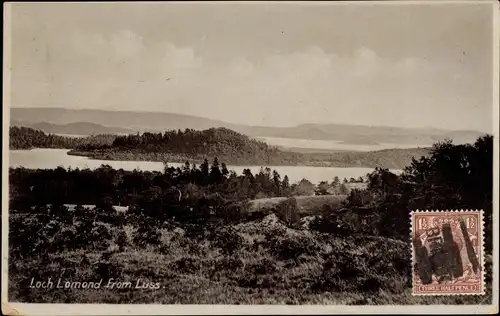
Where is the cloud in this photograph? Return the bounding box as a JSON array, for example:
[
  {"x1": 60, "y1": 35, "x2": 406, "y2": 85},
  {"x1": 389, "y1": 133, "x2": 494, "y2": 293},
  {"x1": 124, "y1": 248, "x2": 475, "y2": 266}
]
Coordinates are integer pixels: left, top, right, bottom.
[
  {"x1": 159, "y1": 42, "x2": 203, "y2": 71},
  {"x1": 11, "y1": 28, "x2": 487, "y2": 131},
  {"x1": 228, "y1": 56, "x2": 255, "y2": 77},
  {"x1": 352, "y1": 46, "x2": 384, "y2": 77},
  {"x1": 158, "y1": 45, "x2": 440, "y2": 127},
  {"x1": 110, "y1": 30, "x2": 145, "y2": 60}
]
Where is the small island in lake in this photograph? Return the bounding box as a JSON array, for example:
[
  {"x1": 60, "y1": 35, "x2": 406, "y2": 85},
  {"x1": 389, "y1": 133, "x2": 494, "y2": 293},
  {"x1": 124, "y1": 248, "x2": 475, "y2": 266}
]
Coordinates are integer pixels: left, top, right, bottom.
[{"x1": 10, "y1": 126, "x2": 431, "y2": 170}]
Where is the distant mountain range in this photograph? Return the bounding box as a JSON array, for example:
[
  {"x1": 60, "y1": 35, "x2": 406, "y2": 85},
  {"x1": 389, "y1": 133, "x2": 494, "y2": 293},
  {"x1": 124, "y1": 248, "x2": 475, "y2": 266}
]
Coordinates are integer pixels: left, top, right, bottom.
[
  {"x1": 10, "y1": 107, "x2": 230, "y2": 134},
  {"x1": 244, "y1": 123, "x2": 486, "y2": 146},
  {"x1": 10, "y1": 120, "x2": 135, "y2": 136},
  {"x1": 10, "y1": 107, "x2": 486, "y2": 146}
]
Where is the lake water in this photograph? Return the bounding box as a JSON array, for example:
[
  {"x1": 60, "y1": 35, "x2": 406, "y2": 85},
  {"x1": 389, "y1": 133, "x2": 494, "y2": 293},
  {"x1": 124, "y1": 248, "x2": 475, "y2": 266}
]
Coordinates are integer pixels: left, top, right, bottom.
[
  {"x1": 53, "y1": 133, "x2": 88, "y2": 138},
  {"x1": 9, "y1": 148, "x2": 402, "y2": 184},
  {"x1": 255, "y1": 136, "x2": 432, "y2": 152}
]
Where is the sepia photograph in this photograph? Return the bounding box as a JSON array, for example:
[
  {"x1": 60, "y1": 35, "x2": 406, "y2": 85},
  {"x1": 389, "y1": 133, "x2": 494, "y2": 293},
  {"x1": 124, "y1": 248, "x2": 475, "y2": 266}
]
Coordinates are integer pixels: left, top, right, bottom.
[{"x1": 2, "y1": 1, "x2": 499, "y2": 314}]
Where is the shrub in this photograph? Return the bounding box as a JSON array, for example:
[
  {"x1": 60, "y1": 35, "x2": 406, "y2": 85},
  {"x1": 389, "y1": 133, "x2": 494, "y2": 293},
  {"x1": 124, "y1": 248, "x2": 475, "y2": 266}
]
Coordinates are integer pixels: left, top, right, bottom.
[
  {"x1": 169, "y1": 257, "x2": 202, "y2": 274},
  {"x1": 43, "y1": 219, "x2": 62, "y2": 238},
  {"x1": 97, "y1": 211, "x2": 123, "y2": 226},
  {"x1": 310, "y1": 207, "x2": 381, "y2": 236},
  {"x1": 245, "y1": 208, "x2": 272, "y2": 222},
  {"x1": 73, "y1": 217, "x2": 99, "y2": 249},
  {"x1": 275, "y1": 197, "x2": 301, "y2": 229},
  {"x1": 90, "y1": 224, "x2": 113, "y2": 250},
  {"x1": 264, "y1": 232, "x2": 321, "y2": 261},
  {"x1": 211, "y1": 227, "x2": 244, "y2": 255},
  {"x1": 133, "y1": 225, "x2": 161, "y2": 247},
  {"x1": 246, "y1": 257, "x2": 278, "y2": 275},
  {"x1": 215, "y1": 201, "x2": 247, "y2": 224},
  {"x1": 73, "y1": 204, "x2": 87, "y2": 217},
  {"x1": 115, "y1": 228, "x2": 128, "y2": 251},
  {"x1": 96, "y1": 196, "x2": 114, "y2": 212},
  {"x1": 210, "y1": 256, "x2": 244, "y2": 280},
  {"x1": 316, "y1": 236, "x2": 409, "y2": 293},
  {"x1": 346, "y1": 189, "x2": 374, "y2": 207},
  {"x1": 9, "y1": 218, "x2": 50, "y2": 259},
  {"x1": 94, "y1": 251, "x2": 121, "y2": 281},
  {"x1": 53, "y1": 228, "x2": 77, "y2": 252},
  {"x1": 48, "y1": 204, "x2": 70, "y2": 220},
  {"x1": 183, "y1": 223, "x2": 214, "y2": 241}
]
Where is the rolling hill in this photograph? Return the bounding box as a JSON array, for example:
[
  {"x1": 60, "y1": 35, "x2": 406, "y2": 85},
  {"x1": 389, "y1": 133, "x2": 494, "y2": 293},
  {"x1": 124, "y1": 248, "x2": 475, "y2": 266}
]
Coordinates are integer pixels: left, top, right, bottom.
[
  {"x1": 240, "y1": 123, "x2": 485, "y2": 145},
  {"x1": 10, "y1": 107, "x2": 486, "y2": 145},
  {"x1": 10, "y1": 120, "x2": 135, "y2": 136},
  {"x1": 10, "y1": 107, "x2": 233, "y2": 134}
]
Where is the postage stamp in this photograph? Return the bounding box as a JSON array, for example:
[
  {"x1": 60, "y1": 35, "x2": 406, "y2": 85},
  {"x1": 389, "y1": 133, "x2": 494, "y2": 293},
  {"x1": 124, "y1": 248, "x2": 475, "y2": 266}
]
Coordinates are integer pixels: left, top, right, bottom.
[{"x1": 411, "y1": 210, "x2": 485, "y2": 296}]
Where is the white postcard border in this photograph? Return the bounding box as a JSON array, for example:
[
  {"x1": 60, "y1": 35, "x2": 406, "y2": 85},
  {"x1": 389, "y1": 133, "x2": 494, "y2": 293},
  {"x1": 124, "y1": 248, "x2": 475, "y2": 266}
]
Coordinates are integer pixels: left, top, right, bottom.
[{"x1": 2, "y1": 1, "x2": 499, "y2": 315}]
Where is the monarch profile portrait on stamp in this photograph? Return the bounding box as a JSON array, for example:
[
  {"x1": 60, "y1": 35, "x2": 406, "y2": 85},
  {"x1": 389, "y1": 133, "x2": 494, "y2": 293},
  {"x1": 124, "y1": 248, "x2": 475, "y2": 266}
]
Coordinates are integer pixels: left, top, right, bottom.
[{"x1": 411, "y1": 210, "x2": 484, "y2": 296}]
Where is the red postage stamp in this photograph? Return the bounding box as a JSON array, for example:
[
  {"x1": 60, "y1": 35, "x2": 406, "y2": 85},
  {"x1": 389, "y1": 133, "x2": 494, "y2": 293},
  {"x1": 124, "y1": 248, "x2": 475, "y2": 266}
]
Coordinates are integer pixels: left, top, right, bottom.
[{"x1": 411, "y1": 210, "x2": 485, "y2": 296}]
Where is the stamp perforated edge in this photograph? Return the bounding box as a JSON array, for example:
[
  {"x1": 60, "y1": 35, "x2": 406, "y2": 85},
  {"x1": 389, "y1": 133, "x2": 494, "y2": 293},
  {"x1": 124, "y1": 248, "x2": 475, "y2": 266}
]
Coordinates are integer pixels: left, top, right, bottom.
[{"x1": 410, "y1": 209, "x2": 486, "y2": 296}]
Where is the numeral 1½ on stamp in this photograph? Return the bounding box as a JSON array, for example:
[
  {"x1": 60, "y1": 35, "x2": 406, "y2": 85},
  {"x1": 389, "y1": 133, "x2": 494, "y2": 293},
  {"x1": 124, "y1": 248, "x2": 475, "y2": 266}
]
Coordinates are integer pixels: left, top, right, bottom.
[{"x1": 411, "y1": 210, "x2": 485, "y2": 296}]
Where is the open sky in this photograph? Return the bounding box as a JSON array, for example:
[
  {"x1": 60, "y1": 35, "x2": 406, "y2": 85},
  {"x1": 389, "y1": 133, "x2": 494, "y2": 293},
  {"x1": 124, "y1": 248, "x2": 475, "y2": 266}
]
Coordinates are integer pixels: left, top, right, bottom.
[{"x1": 8, "y1": 1, "x2": 496, "y2": 132}]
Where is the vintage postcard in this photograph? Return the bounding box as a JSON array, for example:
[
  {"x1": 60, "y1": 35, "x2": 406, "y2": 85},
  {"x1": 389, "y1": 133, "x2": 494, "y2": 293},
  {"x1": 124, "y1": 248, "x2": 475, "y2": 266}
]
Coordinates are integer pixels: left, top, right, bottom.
[
  {"x1": 2, "y1": 0, "x2": 499, "y2": 315},
  {"x1": 411, "y1": 210, "x2": 485, "y2": 296}
]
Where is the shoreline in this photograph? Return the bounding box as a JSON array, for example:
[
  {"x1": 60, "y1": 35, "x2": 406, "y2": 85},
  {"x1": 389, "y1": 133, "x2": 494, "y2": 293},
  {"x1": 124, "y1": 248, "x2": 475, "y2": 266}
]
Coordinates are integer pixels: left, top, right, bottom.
[
  {"x1": 64, "y1": 149, "x2": 405, "y2": 170},
  {"x1": 8, "y1": 147, "x2": 425, "y2": 170}
]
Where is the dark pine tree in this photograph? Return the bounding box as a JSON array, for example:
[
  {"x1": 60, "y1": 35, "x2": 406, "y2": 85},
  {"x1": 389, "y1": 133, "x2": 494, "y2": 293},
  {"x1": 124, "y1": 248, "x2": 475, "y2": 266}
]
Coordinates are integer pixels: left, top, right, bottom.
[
  {"x1": 199, "y1": 158, "x2": 210, "y2": 186},
  {"x1": 221, "y1": 163, "x2": 229, "y2": 179},
  {"x1": 209, "y1": 157, "x2": 223, "y2": 185},
  {"x1": 272, "y1": 169, "x2": 282, "y2": 196}
]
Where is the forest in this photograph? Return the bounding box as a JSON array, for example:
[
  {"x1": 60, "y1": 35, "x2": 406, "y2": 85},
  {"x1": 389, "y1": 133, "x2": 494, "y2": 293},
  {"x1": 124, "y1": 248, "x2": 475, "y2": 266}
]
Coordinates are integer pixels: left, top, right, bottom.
[
  {"x1": 9, "y1": 126, "x2": 115, "y2": 149},
  {"x1": 10, "y1": 158, "x2": 296, "y2": 211},
  {"x1": 10, "y1": 126, "x2": 431, "y2": 169},
  {"x1": 71, "y1": 127, "x2": 291, "y2": 165},
  {"x1": 8, "y1": 134, "x2": 493, "y2": 304}
]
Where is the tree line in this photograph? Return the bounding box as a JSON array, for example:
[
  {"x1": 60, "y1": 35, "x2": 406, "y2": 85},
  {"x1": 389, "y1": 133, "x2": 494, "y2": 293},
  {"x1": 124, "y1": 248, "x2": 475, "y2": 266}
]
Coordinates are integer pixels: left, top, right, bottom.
[
  {"x1": 314, "y1": 135, "x2": 493, "y2": 253},
  {"x1": 73, "y1": 127, "x2": 295, "y2": 165},
  {"x1": 9, "y1": 126, "x2": 115, "y2": 150},
  {"x1": 9, "y1": 157, "x2": 314, "y2": 211},
  {"x1": 10, "y1": 126, "x2": 434, "y2": 169}
]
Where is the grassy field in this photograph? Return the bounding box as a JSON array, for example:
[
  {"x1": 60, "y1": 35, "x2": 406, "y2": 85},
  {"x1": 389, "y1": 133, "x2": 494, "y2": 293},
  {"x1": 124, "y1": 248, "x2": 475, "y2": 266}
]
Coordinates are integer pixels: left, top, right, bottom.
[{"x1": 8, "y1": 209, "x2": 492, "y2": 305}]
